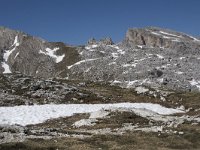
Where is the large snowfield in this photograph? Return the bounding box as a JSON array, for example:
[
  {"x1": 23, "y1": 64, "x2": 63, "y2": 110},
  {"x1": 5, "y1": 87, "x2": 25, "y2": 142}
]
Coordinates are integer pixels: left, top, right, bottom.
[{"x1": 0, "y1": 103, "x2": 184, "y2": 126}]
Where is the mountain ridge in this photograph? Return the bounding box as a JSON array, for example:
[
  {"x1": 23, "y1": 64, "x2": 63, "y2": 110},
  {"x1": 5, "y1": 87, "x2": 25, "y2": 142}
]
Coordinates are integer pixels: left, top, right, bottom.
[{"x1": 1, "y1": 26, "x2": 200, "y2": 92}]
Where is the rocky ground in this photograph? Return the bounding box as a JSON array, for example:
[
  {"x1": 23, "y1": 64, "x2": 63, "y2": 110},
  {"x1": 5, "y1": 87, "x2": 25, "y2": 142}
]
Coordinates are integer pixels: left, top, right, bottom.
[{"x1": 0, "y1": 73, "x2": 200, "y2": 149}]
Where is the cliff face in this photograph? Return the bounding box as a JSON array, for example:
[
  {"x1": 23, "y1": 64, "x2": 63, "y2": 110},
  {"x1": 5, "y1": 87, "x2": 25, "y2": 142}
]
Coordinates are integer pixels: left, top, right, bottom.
[
  {"x1": 124, "y1": 27, "x2": 200, "y2": 54},
  {"x1": 1, "y1": 26, "x2": 200, "y2": 92}
]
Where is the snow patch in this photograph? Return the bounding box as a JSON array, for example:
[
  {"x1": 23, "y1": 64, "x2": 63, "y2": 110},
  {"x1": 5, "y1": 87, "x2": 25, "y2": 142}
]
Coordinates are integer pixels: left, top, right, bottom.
[
  {"x1": 180, "y1": 57, "x2": 186, "y2": 60},
  {"x1": 135, "y1": 86, "x2": 149, "y2": 94},
  {"x1": 67, "y1": 58, "x2": 100, "y2": 69},
  {"x1": 1, "y1": 62, "x2": 11, "y2": 73},
  {"x1": 137, "y1": 45, "x2": 144, "y2": 49},
  {"x1": 2, "y1": 36, "x2": 20, "y2": 74},
  {"x1": 14, "y1": 52, "x2": 19, "y2": 59},
  {"x1": 85, "y1": 67, "x2": 92, "y2": 73},
  {"x1": 109, "y1": 45, "x2": 125, "y2": 55},
  {"x1": 175, "y1": 71, "x2": 184, "y2": 75},
  {"x1": 117, "y1": 49, "x2": 125, "y2": 55},
  {"x1": 79, "y1": 51, "x2": 84, "y2": 55},
  {"x1": 85, "y1": 45, "x2": 98, "y2": 50},
  {"x1": 162, "y1": 36, "x2": 171, "y2": 39},
  {"x1": 4, "y1": 36, "x2": 19, "y2": 62},
  {"x1": 111, "y1": 53, "x2": 118, "y2": 58},
  {"x1": 73, "y1": 109, "x2": 110, "y2": 128},
  {"x1": 3, "y1": 36, "x2": 19, "y2": 62},
  {"x1": 151, "y1": 31, "x2": 180, "y2": 42},
  {"x1": 189, "y1": 79, "x2": 200, "y2": 86},
  {"x1": 39, "y1": 48, "x2": 65, "y2": 63},
  {"x1": 123, "y1": 63, "x2": 137, "y2": 67},
  {"x1": 125, "y1": 79, "x2": 151, "y2": 87},
  {"x1": 156, "y1": 54, "x2": 164, "y2": 59},
  {"x1": 89, "y1": 109, "x2": 110, "y2": 119},
  {"x1": 187, "y1": 35, "x2": 200, "y2": 42},
  {"x1": 189, "y1": 79, "x2": 200, "y2": 90},
  {"x1": 123, "y1": 70, "x2": 129, "y2": 74},
  {"x1": 126, "y1": 80, "x2": 140, "y2": 87},
  {"x1": 161, "y1": 64, "x2": 171, "y2": 68},
  {"x1": 0, "y1": 103, "x2": 184, "y2": 126},
  {"x1": 135, "y1": 126, "x2": 163, "y2": 133},
  {"x1": 157, "y1": 78, "x2": 164, "y2": 83},
  {"x1": 159, "y1": 31, "x2": 182, "y2": 38},
  {"x1": 109, "y1": 45, "x2": 120, "y2": 49},
  {"x1": 112, "y1": 80, "x2": 122, "y2": 84},
  {"x1": 172, "y1": 39, "x2": 181, "y2": 42},
  {"x1": 108, "y1": 62, "x2": 116, "y2": 65},
  {"x1": 151, "y1": 32, "x2": 161, "y2": 36},
  {"x1": 73, "y1": 119, "x2": 97, "y2": 128},
  {"x1": 12, "y1": 35, "x2": 20, "y2": 47},
  {"x1": 146, "y1": 53, "x2": 153, "y2": 56}
]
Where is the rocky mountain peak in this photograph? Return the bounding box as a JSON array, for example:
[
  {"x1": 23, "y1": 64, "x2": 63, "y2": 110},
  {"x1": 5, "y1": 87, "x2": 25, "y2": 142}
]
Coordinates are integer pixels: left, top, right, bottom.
[
  {"x1": 99, "y1": 37, "x2": 114, "y2": 45},
  {"x1": 124, "y1": 27, "x2": 200, "y2": 53},
  {"x1": 87, "y1": 37, "x2": 114, "y2": 46},
  {"x1": 87, "y1": 38, "x2": 97, "y2": 45}
]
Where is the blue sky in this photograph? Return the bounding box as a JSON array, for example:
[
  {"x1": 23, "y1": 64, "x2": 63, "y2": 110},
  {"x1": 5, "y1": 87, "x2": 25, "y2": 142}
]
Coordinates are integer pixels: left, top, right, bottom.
[{"x1": 0, "y1": 0, "x2": 200, "y2": 45}]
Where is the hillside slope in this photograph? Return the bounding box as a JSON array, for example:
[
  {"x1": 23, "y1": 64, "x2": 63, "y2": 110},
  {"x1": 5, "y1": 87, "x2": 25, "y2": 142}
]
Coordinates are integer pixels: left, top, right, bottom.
[{"x1": 1, "y1": 26, "x2": 200, "y2": 92}]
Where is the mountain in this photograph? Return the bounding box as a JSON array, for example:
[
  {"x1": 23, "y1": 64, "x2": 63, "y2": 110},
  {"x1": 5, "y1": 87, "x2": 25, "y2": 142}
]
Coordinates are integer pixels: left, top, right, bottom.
[
  {"x1": 0, "y1": 27, "x2": 80, "y2": 78},
  {"x1": 1, "y1": 26, "x2": 200, "y2": 149},
  {"x1": 1, "y1": 26, "x2": 200, "y2": 92}
]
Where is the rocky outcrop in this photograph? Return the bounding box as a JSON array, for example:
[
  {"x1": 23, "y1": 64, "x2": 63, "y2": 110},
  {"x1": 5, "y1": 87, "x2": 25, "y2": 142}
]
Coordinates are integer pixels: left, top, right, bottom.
[
  {"x1": 68, "y1": 27, "x2": 200, "y2": 92},
  {"x1": 124, "y1": 27, "x2": 200, "y2": 54},
  {"x1": 0, "y1": 73, "x2": 105, "y2": 106},
  {"x1": 100, "y1": 37, "x2": 114, "y2": 45},
  {"x1": 87, "y1": 37, "x2": 114, "y2": 45},
  {"x1": 87, "y1": 38, "x2": 97, "y2": 45}
]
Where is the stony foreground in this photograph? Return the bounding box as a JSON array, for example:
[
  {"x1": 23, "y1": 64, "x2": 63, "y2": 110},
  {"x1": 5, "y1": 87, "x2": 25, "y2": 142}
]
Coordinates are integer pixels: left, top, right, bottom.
[{"x1": 0, "y1": 74, "x2": 200, "y2": 149}]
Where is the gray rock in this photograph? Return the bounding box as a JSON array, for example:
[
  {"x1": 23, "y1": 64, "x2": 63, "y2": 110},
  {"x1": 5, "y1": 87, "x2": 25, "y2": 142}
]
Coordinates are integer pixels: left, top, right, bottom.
[
  {"x1": 0, "y1": 73, "x2": 90, "y2": 106},
  {"x1": 148, "y1": 68, "x2": 163, "y2": 78},
  {"x1": 124, "y1": 27, "x2": 200, "y2": 54},
  {"x1": 87, "y1": 38, "x2": 97, "y2": 45},
  {"x1": 100, "y1": 37, "x2": 114, "y2": 45}
]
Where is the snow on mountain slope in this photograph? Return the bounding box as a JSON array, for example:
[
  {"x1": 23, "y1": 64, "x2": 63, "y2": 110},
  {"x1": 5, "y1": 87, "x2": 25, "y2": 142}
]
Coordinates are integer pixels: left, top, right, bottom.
[
  {"x1": 39, "y1": 47, "x2": 65, "y2": 63},
  {"x1": 67, "y1": 58, "x2": 100, "y2": 69},
  {"x1": 4, "y1": 36, "x2": 20, "y2": 61},
  {"x1": 1, "y1": 62, "x2": 11, "y2": 73},
  {"x1": 151, "y1": 31, "x2": 181, "y2": 42},
  {"x1": 2, "y1": 36, "x2": 20, "y2": 73}
]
